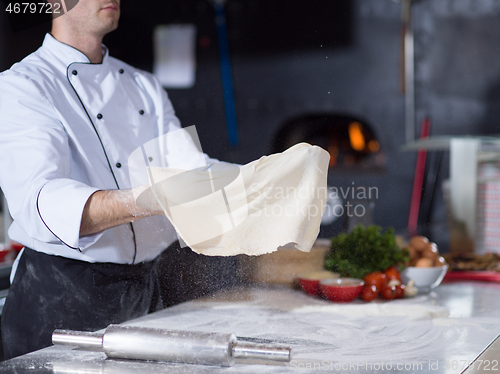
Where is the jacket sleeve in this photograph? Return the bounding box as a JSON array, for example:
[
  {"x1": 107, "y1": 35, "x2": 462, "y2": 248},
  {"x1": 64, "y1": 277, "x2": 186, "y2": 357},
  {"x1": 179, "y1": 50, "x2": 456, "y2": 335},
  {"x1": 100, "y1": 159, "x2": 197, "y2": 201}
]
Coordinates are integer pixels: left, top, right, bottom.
[{"x1": 0, "y1": 71, "x2": 99, "y2": 250}]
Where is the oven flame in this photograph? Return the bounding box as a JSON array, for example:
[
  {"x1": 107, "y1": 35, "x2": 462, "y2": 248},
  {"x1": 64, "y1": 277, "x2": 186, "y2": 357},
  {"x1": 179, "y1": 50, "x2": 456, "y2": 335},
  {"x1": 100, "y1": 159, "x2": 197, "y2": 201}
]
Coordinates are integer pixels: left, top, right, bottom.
[{"x1": 348, "y1": 121, "x2": 365, "y2": 151}]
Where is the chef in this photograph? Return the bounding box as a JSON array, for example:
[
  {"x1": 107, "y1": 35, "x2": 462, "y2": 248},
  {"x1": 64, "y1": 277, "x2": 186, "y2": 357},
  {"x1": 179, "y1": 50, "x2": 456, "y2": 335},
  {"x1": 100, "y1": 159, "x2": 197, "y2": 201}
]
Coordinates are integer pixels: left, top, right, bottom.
[{"x1": 0, "y1": 0, "x2": 216, "y2": 359}]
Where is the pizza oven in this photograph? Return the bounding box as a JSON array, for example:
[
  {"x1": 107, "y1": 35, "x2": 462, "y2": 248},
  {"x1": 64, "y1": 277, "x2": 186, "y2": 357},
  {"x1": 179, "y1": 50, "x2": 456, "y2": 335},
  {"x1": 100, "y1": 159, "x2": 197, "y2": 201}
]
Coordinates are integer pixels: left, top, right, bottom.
[
  {"x1": 271, "y1": 113, "x2": 384, "y2": 171},
  {"x1": 270, "y1": 112, "x2": 385, "y2": 238}
]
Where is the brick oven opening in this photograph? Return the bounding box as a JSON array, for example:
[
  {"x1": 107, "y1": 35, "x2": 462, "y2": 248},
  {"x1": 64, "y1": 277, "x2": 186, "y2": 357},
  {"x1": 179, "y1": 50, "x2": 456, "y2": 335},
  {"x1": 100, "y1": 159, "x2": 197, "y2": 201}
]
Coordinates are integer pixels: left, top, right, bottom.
[{"x1": 271, "y1": 113, "x2": 384, "y2": 171}]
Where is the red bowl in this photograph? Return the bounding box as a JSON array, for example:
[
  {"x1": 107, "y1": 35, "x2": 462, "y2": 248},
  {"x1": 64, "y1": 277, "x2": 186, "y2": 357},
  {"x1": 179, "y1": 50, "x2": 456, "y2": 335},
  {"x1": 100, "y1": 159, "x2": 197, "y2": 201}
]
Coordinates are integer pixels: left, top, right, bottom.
[
  {"x1": 299, "y1": 278, "x2": 322, "y2": 296},
  {"x1": 319, "y1": 278, "x2": 365, "y2": 302},
  {"x1": 298, "y1": 271, "x2": 339, "y2": 296}
]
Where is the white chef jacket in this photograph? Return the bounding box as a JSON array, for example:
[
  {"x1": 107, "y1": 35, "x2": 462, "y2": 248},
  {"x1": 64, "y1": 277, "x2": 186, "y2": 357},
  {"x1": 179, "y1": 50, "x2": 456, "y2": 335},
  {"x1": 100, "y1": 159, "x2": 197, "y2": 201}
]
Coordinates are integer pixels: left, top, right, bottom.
[{"x1": 0, "y1": 33, "x2": 213, "y2": 265}]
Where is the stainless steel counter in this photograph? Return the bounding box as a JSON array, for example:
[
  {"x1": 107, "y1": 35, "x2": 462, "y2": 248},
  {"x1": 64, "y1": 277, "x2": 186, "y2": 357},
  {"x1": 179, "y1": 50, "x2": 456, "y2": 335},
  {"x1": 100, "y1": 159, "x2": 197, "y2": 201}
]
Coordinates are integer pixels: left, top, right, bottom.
[{"x1": 1, "y1": 280, "x2": 500, "y2": 373}]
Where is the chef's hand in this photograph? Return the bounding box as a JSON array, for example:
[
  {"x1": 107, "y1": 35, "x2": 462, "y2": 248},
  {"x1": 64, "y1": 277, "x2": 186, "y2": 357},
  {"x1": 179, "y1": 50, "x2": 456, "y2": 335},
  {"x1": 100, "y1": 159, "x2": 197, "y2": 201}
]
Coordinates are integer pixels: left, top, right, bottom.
[
  {"x1": 138, "y1": 162, "x2": 241, "y2": 209},
  {"x1": 134, "y1": 184, "x2": 166, "y2": 215},
  {"x1": 79, "y1": 187, "x2": 164, "y2": 237}
]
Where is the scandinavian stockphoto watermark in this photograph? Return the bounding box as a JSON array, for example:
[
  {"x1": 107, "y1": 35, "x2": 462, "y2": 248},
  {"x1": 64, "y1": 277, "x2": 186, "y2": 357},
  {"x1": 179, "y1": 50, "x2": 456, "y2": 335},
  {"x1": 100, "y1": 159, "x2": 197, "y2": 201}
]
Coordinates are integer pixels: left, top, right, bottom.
[
  {"x1": 323, "y1": 183, "x2": 378, "y2": 225},
  {"x1": 290, "y1": 359, "x2": 500, "y2": 372},
  {"x1": 128, "y1": 125, "x2": 247, "y2": 247},
  {"x1": 5, "y1": 1, "x2": 79, "y2": 32},
  {"x1": 290, "y1": 360, "x2": 439, "y2": 371},
  {"x1": 247, "y1": 182, "x2": 378, "y2": 223}
]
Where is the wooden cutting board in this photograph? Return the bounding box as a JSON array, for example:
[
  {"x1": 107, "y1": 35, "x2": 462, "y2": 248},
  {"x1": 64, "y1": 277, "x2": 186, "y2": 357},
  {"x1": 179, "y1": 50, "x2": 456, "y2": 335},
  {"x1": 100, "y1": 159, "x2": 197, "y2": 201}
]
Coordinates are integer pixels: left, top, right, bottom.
[{"x1": 237, "y1": 239, "x2": 331, "y2": 286}]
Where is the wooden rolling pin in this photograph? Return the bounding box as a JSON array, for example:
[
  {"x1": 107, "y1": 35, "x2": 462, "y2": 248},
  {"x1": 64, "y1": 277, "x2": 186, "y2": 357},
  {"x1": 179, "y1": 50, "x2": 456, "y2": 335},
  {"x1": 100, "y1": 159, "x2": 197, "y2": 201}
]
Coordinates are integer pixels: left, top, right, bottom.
[{"x1": 52, "y1": 325, "x2": 292, "y2": 367}]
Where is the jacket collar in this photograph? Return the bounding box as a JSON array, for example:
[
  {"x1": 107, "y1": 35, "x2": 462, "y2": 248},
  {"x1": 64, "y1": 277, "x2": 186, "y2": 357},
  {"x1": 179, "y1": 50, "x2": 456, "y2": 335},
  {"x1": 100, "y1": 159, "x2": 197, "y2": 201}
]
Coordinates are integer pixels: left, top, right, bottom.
[{"x1": 42, "y1": 33, "x2": 110, "y2": 67}]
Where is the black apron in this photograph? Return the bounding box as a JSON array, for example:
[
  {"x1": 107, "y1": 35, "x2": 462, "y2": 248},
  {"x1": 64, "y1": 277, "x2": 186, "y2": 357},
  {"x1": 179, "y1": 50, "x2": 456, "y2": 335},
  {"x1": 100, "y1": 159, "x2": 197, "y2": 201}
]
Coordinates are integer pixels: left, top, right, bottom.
[{"x1": 1, "y1": 243, "x2": 177, "y2": 360}]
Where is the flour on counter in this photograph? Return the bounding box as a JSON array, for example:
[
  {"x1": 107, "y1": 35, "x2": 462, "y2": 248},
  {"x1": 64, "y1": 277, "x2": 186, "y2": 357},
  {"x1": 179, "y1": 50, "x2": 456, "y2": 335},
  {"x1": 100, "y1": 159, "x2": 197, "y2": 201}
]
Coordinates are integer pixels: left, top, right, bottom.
[{"x1": 292, "y1": 301, "x2": 449, "y2": 320}]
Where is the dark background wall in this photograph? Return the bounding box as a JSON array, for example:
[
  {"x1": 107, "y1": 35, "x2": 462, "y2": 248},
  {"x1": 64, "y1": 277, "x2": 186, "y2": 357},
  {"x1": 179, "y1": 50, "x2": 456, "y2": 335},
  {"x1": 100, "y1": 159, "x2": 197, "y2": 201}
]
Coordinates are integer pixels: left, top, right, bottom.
[
  {"x1": 414, "y1": 0, "x2": 500, "y2": 137},
  {"x1": 106, "y1": 0, "x2": 416, "y2": 240},
  {"x1": 2, "y1": 0, "x2": 500, "y2": 250}
]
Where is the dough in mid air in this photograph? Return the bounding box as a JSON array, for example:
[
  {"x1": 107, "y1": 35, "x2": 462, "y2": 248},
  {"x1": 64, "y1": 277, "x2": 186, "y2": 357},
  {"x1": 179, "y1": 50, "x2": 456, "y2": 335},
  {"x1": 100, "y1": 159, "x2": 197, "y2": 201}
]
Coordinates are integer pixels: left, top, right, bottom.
[{"x1": 142, "y1": 143, "x2": 330, "y2": 256}]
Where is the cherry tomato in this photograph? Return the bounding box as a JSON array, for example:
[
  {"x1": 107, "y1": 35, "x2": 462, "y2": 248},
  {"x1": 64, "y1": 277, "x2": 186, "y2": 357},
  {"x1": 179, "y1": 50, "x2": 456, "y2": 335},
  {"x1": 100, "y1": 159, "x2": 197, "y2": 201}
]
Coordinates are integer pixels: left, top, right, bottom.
[
  {"x1": 363, "y1": 272, "x2": 387, "y2": 292},
  {"x1": 384, "y1": 266, "x2": 402, "y2": 282},
  {"x1": 394, "y1": 284, "x2": 405, "y2": 299},
  {"x1": 361, "y1": 285, "x2": 379, "y2": 302},
  {"x1": 381, "y1": 285, "x2": 397, "y2": 300}
]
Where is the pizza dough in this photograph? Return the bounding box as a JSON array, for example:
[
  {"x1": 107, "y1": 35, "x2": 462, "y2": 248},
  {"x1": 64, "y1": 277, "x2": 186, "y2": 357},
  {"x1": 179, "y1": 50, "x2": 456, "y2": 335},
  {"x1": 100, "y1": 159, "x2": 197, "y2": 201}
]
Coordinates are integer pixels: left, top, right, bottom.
[{"x1": 140, "y1": 143, "x2": 330, "y2": 256}]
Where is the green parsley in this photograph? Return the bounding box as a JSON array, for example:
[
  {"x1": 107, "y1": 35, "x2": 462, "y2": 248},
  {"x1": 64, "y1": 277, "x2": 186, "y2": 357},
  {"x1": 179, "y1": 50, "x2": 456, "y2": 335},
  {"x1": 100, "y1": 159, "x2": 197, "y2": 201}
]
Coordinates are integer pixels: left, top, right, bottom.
[{"x1": 324, "y1": 225, "x2": 409, "y2": 279}]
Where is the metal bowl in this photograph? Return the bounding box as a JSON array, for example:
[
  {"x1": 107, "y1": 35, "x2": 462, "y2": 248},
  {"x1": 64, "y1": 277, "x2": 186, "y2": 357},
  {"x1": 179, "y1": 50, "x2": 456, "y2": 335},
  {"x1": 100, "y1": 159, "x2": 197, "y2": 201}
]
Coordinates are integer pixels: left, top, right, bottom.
[{"x1": 401, "y1": 265, "x2": 449, "y2": 294}]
